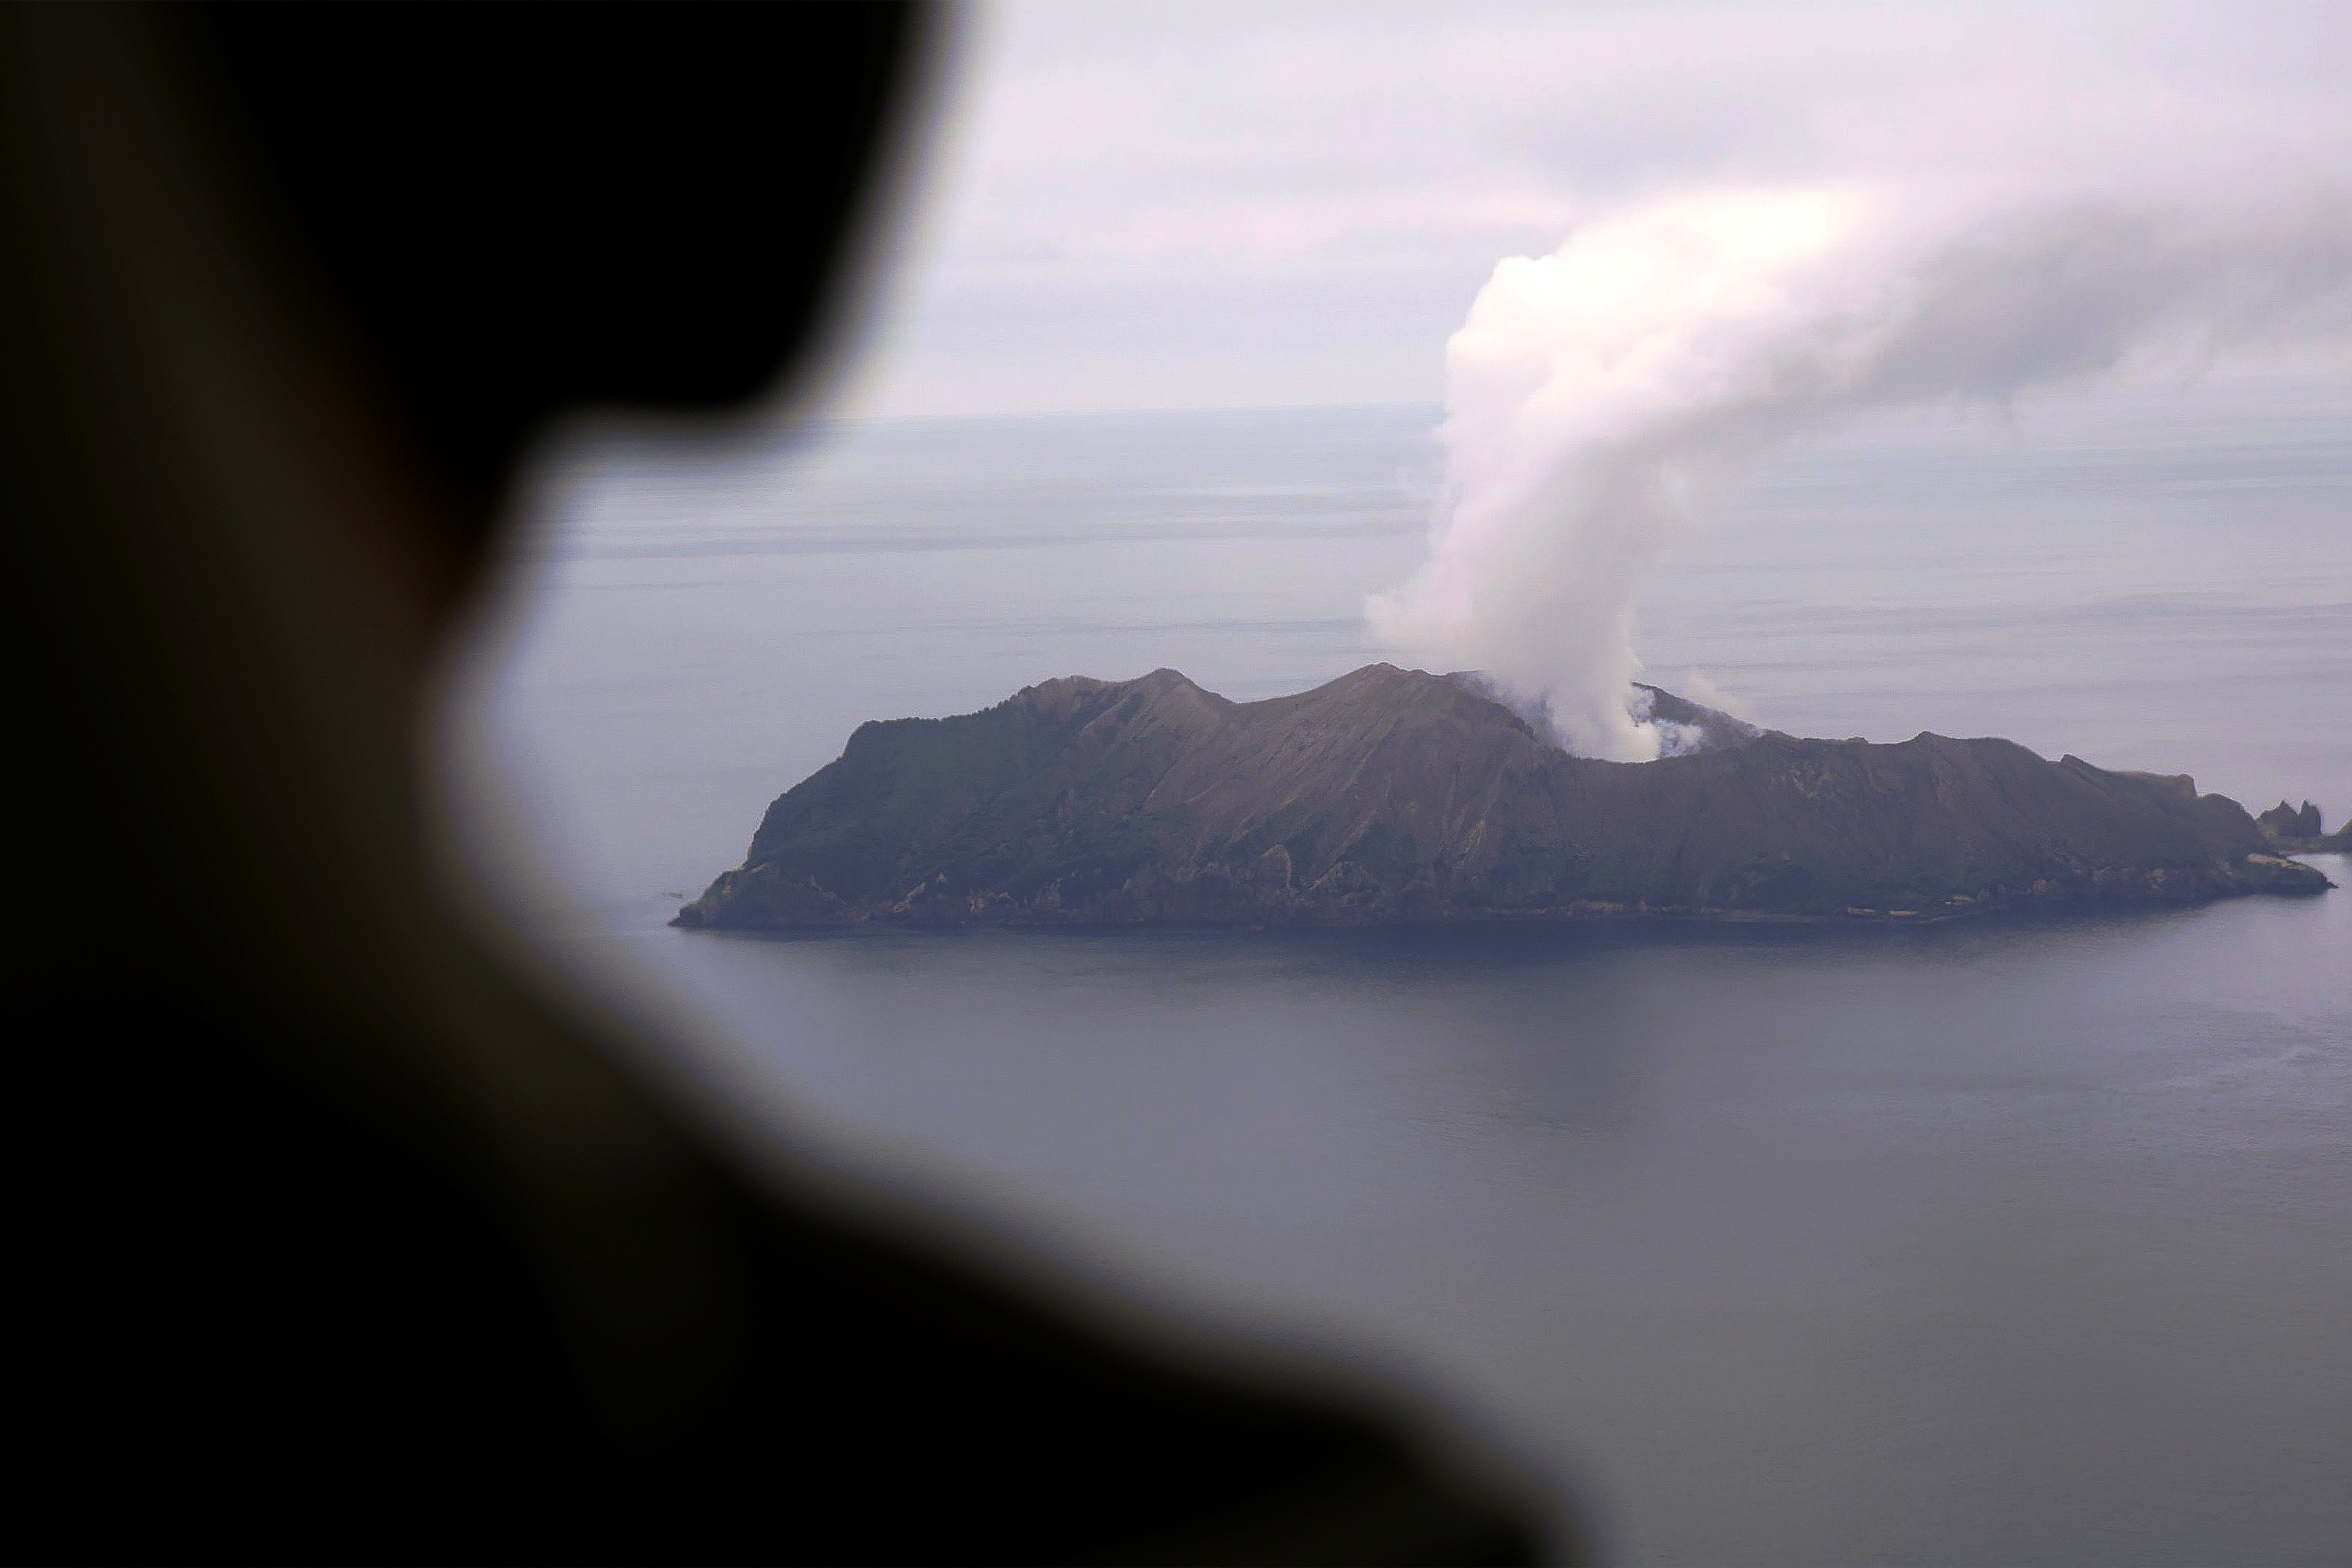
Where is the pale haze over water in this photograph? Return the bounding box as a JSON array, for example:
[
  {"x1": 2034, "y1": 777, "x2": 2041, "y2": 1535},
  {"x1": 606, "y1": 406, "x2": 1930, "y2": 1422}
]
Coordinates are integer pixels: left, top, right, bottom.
[{"x1": 458, "y1": 380, "x2": 2352, "y2": 1562}]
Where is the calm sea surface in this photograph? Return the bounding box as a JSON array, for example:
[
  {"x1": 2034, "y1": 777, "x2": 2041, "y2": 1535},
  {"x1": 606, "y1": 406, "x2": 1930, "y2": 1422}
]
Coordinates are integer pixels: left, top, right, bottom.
[{"x1": 454, "y1": 378, "x2": 2352, "y2": 1564}]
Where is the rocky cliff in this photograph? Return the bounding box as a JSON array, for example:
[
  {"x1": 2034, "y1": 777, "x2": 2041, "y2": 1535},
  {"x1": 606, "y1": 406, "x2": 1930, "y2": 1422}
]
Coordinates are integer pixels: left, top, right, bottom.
[
  {"x1": 676, "y1": 665, "x2": 2333, "y2": 929},
  {"x1": 2256, "y1": 798, "x2": 2352, "y2": 853}
]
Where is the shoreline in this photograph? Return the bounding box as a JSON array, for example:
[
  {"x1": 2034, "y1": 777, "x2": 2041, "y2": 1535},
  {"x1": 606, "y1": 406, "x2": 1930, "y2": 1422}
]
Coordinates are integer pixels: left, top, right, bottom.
[{"x1": 674, "y1": 855, "x2": 2339, "y2": 935}]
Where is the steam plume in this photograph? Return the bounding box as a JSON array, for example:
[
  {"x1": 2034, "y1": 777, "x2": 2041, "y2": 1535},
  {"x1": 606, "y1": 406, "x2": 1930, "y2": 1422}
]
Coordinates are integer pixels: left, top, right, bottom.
[{"x1": 1370, "y1": 186, "x2": 2352, "y2": 759}]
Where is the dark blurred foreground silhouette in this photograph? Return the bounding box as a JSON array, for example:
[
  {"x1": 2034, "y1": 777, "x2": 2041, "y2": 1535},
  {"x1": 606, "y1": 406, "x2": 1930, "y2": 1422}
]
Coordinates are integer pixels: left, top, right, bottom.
[{"x1": 0, "y1": 4, "x2": 1557, "y2": 1561}]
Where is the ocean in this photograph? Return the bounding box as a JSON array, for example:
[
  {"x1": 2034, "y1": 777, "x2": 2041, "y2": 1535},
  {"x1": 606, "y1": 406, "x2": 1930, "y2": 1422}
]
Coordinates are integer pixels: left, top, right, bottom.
[{"x1": 449, "y1": 376, "x2": 2352, "y2": 1563}]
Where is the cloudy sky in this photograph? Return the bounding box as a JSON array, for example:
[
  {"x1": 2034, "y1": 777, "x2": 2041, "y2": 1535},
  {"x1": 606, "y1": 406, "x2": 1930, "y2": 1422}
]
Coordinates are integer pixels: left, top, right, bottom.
[{"x1": 840, "y1": 0, "x2": 2352, "y2": 420}]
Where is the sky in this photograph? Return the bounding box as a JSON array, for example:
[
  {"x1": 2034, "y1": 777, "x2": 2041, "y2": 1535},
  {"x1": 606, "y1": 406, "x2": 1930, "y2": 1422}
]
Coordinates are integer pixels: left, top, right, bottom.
[{"x1": 842, "y1": 0, "x2": 2352, "y2": 421}]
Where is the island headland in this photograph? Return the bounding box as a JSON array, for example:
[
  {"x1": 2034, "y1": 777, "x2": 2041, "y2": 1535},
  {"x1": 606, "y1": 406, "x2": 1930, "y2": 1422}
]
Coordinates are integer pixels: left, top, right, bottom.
[{"x1": 675, "y1": 664, "x2": 2335, "y2": 929}]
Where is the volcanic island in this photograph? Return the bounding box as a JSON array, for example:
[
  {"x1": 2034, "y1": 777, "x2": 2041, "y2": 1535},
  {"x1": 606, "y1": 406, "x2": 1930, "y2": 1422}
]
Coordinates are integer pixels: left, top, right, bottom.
[{"x1": 674, "y1": 664, "x2": 2340, "y2": 930}]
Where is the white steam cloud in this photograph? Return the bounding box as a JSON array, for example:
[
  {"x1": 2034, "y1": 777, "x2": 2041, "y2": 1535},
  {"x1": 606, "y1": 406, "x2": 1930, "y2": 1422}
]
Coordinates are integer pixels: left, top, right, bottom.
[{"x1": 1371, "y1": 183, "x2": 2352, "y2": 759}]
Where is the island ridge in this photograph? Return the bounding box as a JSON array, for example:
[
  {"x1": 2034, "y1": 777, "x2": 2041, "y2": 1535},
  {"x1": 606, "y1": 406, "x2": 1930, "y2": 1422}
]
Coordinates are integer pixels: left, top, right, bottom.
[{"x1": 676, "y1": 665, "x2": 2335, "y2": 929}]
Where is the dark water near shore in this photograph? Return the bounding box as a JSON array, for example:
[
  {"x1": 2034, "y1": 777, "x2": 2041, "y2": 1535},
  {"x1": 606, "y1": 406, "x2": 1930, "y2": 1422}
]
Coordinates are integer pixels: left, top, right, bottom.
[{"x1": 457, "y1": 378, "x2": 2352, "y2": 1563}]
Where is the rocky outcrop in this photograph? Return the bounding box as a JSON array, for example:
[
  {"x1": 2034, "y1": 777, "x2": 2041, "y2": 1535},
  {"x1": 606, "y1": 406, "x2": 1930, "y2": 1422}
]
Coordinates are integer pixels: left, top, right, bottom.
[
  {"x1": 675, "y1": 665, "x2": 2334, "y2": 929},
  {"x1": 2258, "y1": 800, "x2": 2321, "y2": 840},
  {"x1": 2257, "y1": 799, "x2": 2352, "y2": 853}
]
